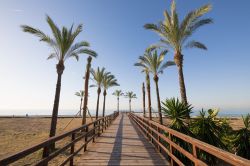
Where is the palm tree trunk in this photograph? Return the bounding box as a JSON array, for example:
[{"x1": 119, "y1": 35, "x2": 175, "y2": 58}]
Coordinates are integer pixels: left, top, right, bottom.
[
  {"x1": 82, "y1": 56, "x2": 92, "y2": 125},
  {"x1": 142, "y1": 82, "x2": 146, "y2": 117},
  {"x1": 117, "y1": 97, "x2": 119, "y2": 112},
  {"x1": 146, "y1": 72, "x2": 152, "y2": 120},
  {"x1": 49, "y1": 62, "x2": 64, "y2": 138},
  {"x1": 154, "y1": 75, "x2": 163, "y2": 125},
  {"x1": 79, "y1": 98, "x2": 83, "y2": 116},
  {"x1": 174, "y1": 53, "x2": 188, "y2": 105},
  {"x1": 102, "y1": 90, "x2": 107, "y2": 117},
  {"x1": 95, "y1": 87, "x2": 101, "y2": 120},
  {"x1": 129, "y1": 99, "x2": 131, "y2": 112}
]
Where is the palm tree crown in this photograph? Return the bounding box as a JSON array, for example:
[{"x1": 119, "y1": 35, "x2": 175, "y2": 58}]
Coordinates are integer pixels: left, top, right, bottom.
[
  {"x1": 102, "y1": 74, "x2": 119, "y2": 91},
  {"x1": 21, "y1": 15, "x2": 97, "y2": 64},
  {"x1": 90, "y1": 67, "x2": 109, "y2": 87},
  {"x1": 144, "y1": 1, "x2": 212, "y2": 53},
  {"x1": 135, "y1": 49, "x2": 175, "y2": 77},
  {"x1": 75, "y1": 90, "x2": 85, "y2": 98},
  {"x1": 112, "y1": 90, "x2": 124, "y2": 98},
  {"x1": 124, "y1": 91, "x2": 137, "y2": 100}
]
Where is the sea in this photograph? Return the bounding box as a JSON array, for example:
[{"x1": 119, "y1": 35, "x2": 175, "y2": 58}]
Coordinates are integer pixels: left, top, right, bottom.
[{"x1": 0, "y1": 108, "x2": 249, "y2": 118}]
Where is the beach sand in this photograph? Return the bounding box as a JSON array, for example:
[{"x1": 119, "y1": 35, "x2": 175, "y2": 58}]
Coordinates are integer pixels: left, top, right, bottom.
[{"x1": 0, "y1": 117, "x2": 92, "y2": 165}]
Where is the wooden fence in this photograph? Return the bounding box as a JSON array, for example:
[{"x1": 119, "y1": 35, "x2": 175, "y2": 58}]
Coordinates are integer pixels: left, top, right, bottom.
[
  {"x1": 0, "y1": 111, "x2": 119, "y2": 166},
  {"x1": 128, "y1": 112, "x2": 250, "y2": 166}
]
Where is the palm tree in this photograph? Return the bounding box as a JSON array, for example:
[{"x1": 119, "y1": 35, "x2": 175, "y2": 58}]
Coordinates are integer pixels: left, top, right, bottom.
[
  {"x1": 135, "y1": 49, "x2": 175, "y2": 124},
  {"x1": 142, "y1": 83, "x2": 146, "y2": 117},
  {"x1": 161, "y1": 98, "x2": 192, "y2": 133},
  {"x1": 75, "y1": 90, "x2": 85, "y2": 116},
  {"x1": 82, "y1": 56, "x2": 92, "y2": 125},
  {"x1": 144, "y1": 1, "x2": 212, "y2": 105},
  {"x1": 102, "y1": 74, "x2": 119, "y2": 117},
  {"x1": 21, "y1": 15, "x2": 97, "y2": 138},
  {"x1": 232, "y1": 114, "x2": 250, "y2": 159},
  {"x1": 90, "y1": 67, "x2": 108, "y2": 119},
  {"x1": 112, "y1": 90, "x2": 124, "y2": 112},
  {"x1": 124, "y1": 92, "x2": 137, "y2": 112},
  {"x1": 134, "y1": 52, "x2": 152, "y2": 120}
]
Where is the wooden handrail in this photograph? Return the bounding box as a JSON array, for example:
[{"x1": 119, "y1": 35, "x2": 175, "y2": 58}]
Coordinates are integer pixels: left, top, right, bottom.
[
  {"x1": 128, "y1": 112, "x2": 250, "y2": 166},
  {"x1": 0, "y1": 111, "x2": 119, "y2": 166}
]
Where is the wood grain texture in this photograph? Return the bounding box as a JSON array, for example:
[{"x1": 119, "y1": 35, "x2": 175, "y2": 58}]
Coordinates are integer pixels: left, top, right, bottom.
[{"x1": 75, "y1": 113, "x2": 169, "y2": 165}]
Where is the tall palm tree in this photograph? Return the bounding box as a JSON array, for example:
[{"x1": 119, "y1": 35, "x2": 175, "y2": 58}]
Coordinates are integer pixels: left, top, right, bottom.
[
  {"x1": 75, "y1": 90, "x2": 85, "y2": 116},
  {"x1": 102, "y1": 74, "x2": 119, "y2": 117},
  {"x1": 21, "y1": 15, "x2": 97, "y2": 138},
  {"x1": 124, "y1": 92, "x2": 137, "y2": 112},
  {"x1": 134, "y1": 52, "x2": 152, "y2": 120},
  {"x1": 90, "y1": 67, "x2": 108, "y2": 119},
  {"x1": 112, "y1": 90, "x2": 124, "y2": 112},
  {"x1": 144, "y1": 1, "x2": 212, "y2": 105},
  {"x1": 135, "y1": 49, "x2": 175, "y2": 124},
  {"x1": 82, "y1": 56, "x2": 92, "y2": 125}
]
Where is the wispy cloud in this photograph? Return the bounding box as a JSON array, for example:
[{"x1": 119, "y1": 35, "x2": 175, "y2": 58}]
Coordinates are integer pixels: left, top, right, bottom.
[{"x1": 11, "y1": 9, "x2": 23, "y2": 13}]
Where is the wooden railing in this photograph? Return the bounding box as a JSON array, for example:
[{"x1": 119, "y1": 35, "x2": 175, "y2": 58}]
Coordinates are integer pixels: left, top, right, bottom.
[
  {"x1": 128, "y1": 112, "x2": 250, "y2": 166},
  {"x1": 0, "y1": 111, "x2": 119, "y2": 166}
]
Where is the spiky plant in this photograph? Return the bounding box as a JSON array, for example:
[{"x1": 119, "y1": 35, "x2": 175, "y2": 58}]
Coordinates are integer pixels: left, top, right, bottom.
[
  {"x1": 144, "y1": 1, "x2": 213, "y2": 105},
  {"x1": 102, "y1": 74, "x2": 119, "y2": 117},
  {"x1": 232, "y1": 114, "x2": 250, "y2": 159},
  {"x1": 21, "y1": 15, "x2": 97, "y2": 138},
  {"x1": 161, "y1": 98, "x2": 192, "y2": 133},
  {"x1": 112, "y1": 90, "x2": 124, "y2": 112},
  {"x1": 135, "y1": 48, "x2": 175, "y2": 124},
  {"x1": 124, "y1": 92, "x2": 137, "y2": 112},
  {"x1": 90, "y1": 67, "x2": 109, "y2": 119},
  {"x1": 190, "y1": 109, "x2": 228, "y2": 165}
]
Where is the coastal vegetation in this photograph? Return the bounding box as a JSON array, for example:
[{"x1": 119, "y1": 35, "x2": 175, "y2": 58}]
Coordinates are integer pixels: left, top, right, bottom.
[{"x1": 161, "y1": 98, "x2": 250, "y2": 164}]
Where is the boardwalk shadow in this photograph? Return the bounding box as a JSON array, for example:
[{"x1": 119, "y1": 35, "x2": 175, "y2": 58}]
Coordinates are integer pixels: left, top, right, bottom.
[{"x1": 107, "y1": 113, "x2": 124, "y2": 165}]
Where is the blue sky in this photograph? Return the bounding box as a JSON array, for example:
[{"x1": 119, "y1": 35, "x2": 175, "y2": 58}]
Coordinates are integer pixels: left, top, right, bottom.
[{"x1": 0, "y1": 0, "x2": 249, "y2": 115}]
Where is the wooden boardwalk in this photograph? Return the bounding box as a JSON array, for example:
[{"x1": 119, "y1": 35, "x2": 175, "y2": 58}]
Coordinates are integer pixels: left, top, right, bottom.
[{"x1": 76, "y1": 113, "x2": 169, "y2": 165}]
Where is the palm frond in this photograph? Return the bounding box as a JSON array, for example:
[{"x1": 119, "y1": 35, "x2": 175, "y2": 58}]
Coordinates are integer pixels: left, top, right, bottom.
[{"x1": 185, "y1": 40, "x2": 207, "y2": 50}]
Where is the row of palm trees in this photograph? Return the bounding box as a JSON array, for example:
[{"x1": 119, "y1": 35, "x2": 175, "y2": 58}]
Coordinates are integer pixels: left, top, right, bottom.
[
  {"x1": 135, "y1": 0, "x2": 212, "y2": 125},
  {"x1": 76, "y1": 89, "x2": 137, "y2": 120}
]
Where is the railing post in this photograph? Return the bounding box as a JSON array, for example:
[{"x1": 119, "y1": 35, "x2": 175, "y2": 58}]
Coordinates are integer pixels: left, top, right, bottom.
[
  {"x1": 70, "y1": 132, "x2": 75, "y2": 166},
  {"x1": 102, "y1": 118, "x2": 104, "y2": 133},
  {"x1": 193, "y1": 144, "x2": 197, "y2": 166},
  {"x1": 42, "y1": 146, "x2": 49, "y2": 166},
  {"x1": 84, "y1": 126, "x2": 89, "y2": 152},
  {"x1": 93, "y1": 122, "x2": 96, "y2": 142},
  {"x1": 157, "y1": 126, "x2": 161, "y2": 153},
  {"x1": 169, "y1": 134, "x2": 174, "y2": 166},
  {"x1": 98, "y1": 120, "x2": 101, "y2": 136}
]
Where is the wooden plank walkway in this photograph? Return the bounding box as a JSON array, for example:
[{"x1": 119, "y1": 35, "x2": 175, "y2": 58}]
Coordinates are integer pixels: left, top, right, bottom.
[{"x1": 76, "y1": 113, "x2": 169, "y2": 165}]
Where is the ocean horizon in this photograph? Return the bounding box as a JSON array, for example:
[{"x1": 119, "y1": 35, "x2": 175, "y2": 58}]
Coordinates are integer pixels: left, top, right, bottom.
[{"x1": 0, "y1": 108, "x2": 249, "y2": 118}]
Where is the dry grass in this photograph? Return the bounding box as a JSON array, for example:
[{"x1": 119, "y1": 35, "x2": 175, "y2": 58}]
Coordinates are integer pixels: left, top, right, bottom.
[{"x1": 0, "y1": 117, "x2": 93, "y2": 165}]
